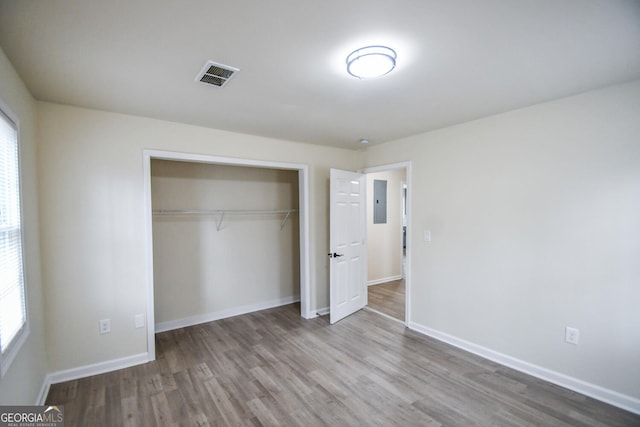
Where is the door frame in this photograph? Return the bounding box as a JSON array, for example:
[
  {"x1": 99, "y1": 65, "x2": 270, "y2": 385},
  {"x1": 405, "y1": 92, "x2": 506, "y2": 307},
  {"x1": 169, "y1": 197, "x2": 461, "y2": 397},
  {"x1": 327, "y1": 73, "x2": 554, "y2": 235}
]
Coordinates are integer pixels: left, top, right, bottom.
[
  {"x1": 142, "y1": 149, "x2": 311, "y2": 361},
  {"x1": 360, "y1": 161, "x2": 412, "y2": 326}
]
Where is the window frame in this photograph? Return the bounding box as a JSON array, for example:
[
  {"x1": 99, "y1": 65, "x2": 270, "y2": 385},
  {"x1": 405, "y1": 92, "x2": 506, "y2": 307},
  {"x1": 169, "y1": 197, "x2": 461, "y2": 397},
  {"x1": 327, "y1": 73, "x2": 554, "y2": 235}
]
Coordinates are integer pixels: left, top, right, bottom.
[{"x1": 0, "y1": 100, "x2": 30, "y2": 377}]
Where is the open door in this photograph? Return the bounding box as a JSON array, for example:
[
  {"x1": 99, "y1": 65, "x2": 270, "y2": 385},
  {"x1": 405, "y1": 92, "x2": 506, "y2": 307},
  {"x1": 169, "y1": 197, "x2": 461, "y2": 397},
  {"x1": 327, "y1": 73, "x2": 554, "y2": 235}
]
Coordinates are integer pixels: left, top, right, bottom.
[{"x1": 329, "y1": 168, "x2": 367, "y2": 324}]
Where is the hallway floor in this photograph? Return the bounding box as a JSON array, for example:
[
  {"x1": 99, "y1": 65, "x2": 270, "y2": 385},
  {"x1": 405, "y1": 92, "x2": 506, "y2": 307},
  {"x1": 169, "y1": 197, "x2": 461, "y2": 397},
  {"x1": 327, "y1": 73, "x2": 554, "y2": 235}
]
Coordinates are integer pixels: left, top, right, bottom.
[{"x1": 367, "y1": 279, "x2": 405, "y2": 321}]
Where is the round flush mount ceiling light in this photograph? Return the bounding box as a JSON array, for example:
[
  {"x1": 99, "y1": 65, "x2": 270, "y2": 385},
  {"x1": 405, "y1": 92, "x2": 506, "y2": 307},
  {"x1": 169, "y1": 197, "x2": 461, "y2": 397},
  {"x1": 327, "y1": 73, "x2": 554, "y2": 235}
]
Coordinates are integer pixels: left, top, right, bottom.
[{"x1": 346, "y1": 45, "x2": 397, "y2": 79}]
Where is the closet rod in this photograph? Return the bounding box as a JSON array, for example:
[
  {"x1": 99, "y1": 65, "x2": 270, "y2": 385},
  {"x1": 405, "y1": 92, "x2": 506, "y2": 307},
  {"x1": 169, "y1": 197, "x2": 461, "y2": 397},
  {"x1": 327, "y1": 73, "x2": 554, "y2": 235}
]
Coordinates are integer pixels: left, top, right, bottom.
[
  {"x1": 152, "y1": 209, "x2": 297, "y2": 215},
  {"x1": 152, "y1": 209, "x2": 298, "y2": 231}
]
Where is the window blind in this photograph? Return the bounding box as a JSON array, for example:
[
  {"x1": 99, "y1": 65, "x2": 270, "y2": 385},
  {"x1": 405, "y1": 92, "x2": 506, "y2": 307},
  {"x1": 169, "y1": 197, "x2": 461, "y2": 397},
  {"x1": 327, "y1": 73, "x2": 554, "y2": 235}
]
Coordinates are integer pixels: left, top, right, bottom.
[{"x1": 0, "y1": 108, "x2": 26, "y2": 361}]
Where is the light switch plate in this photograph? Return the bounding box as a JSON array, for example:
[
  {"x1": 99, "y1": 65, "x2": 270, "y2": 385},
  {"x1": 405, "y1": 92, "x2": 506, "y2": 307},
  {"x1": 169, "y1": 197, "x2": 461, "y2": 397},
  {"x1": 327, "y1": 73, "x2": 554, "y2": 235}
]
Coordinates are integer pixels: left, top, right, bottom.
[{"x1": 134, "y1": 313, "x2": 145, "y2": 329}]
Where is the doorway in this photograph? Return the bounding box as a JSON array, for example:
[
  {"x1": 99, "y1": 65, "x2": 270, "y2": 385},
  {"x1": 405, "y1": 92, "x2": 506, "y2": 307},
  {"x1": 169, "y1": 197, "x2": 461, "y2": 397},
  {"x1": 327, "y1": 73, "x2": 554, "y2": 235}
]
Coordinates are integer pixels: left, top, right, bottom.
[
  {"x1": 143, "y1": 150, "x2": 311, "y2": 361},
  {"x1": 363, "y1": 163, "x2": 411, "y2": 324}
]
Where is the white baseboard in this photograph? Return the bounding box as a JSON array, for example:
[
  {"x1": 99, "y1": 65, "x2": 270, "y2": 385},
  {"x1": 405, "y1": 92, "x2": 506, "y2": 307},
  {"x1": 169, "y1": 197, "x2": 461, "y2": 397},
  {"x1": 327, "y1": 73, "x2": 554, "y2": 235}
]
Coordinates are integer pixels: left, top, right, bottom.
[
  {"x1": 408, "y1": 321, "x2": 640, "y2": 415},
  {"x1": 367, "y1": 275, "x2": 402, "y2": 286},
  {"x1": 155, "y1": 296, "x2": 300, "y2": 333},
  {"x1": 39, "y1": 352, "x2": 150, "y2": 404}
]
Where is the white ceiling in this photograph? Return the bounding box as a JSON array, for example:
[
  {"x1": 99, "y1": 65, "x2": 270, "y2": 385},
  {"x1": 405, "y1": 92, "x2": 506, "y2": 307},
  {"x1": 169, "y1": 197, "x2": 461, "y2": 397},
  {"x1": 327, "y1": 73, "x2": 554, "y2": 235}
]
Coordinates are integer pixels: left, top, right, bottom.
[{"x1": 1, "y1": 0, "x2": 639, "y2": 149}]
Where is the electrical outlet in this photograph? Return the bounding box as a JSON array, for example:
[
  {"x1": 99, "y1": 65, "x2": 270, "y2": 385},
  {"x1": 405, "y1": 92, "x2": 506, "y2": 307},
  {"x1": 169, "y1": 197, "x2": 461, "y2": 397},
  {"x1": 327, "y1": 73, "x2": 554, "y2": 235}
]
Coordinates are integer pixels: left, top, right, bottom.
[
  {"x1": 423, "y1": 230, "x2": 431, "y2": 242},
  {"x1": 565, "y1": 326, "x2": 579, "y2": 345},
  {"x1": 99, "y1": 318, "x2": 111, "y2": 335}
]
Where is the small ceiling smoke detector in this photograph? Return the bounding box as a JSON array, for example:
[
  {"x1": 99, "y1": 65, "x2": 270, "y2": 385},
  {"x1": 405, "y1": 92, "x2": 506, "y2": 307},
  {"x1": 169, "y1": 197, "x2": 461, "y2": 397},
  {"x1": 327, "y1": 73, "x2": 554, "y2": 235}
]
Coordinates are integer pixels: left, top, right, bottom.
[{"x1": 195, "y1": 61, "x2": 239, "y2": 88}]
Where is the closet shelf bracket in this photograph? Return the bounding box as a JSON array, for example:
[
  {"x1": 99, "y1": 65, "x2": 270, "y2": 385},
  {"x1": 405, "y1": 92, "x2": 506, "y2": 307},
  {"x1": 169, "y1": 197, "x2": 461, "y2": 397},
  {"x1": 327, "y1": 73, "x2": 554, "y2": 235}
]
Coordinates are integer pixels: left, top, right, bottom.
[
  {"x1": 280, "y1": 211, "x2": 292, "y2": 230},
  {"x1": 216, "y1": 211, "x2": 225, "y2": 232}
]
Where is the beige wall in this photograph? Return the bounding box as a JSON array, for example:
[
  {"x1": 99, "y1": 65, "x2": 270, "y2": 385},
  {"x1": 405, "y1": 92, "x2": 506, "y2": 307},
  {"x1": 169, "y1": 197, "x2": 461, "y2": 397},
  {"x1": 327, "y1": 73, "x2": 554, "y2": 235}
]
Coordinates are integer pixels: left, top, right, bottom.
[
  {"x1": 36, "y1": 101, "x2": 361, "y2": 371},
  {"x1": 151, "y1": 160, "x2": 300, "y2": 324},
  {"x1": 0, "y1": 49, "x2": 47, "y2": 403},
  {"x1": 364, "y1": 80, "x2": 640, "y2": 400},
  {"x1": 366, "y1": 169, "x2": 406, "y2": 283}
]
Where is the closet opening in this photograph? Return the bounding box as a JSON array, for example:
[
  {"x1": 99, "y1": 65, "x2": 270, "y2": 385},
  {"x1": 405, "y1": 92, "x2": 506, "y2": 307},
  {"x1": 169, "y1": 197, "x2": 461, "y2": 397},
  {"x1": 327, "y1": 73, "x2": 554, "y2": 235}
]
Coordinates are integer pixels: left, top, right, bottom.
[{"x1": 143, "y1": 150, "x2": 310, "y2": 361}]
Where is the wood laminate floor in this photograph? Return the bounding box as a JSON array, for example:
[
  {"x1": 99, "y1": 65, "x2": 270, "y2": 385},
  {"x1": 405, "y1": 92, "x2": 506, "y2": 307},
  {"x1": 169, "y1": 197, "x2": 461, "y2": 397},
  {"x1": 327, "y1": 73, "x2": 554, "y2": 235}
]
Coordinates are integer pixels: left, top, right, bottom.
[
  {"x1": 46, "y1": 304, "x2": 639, "y2": 426},
  {"x1": 367, "y1": 279, "x2": 405, "y2": 321}
]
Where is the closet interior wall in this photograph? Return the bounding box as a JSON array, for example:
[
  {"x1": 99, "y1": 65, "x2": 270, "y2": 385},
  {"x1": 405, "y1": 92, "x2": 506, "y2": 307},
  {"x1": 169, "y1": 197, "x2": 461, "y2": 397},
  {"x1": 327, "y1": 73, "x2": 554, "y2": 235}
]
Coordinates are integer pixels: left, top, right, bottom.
[{"x1": 151, "y1": 160, "x2": 300, "y2": 328}]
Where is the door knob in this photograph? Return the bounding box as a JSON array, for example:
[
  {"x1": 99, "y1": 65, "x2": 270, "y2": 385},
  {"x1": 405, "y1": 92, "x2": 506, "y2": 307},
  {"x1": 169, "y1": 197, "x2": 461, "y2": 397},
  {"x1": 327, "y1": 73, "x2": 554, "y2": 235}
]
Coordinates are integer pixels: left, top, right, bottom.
[{"x1": 328, "y1": 252, "x2": 344, "y2": 258}]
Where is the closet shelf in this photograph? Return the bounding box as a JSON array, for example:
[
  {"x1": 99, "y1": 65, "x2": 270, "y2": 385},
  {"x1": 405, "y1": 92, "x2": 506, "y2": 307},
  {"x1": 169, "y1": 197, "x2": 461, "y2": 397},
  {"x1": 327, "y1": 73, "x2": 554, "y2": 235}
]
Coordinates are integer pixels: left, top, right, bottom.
[{"x1": 152, "y1": 208, "x2": 298, "y2": 231}]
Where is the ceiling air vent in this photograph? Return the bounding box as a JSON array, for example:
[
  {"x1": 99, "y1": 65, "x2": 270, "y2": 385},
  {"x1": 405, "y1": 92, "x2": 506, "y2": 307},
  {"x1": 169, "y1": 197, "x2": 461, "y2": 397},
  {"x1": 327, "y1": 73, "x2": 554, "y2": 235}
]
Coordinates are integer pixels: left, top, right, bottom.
[{"x1": 195, "y1": 61, "x2": 239, "y2": 88}]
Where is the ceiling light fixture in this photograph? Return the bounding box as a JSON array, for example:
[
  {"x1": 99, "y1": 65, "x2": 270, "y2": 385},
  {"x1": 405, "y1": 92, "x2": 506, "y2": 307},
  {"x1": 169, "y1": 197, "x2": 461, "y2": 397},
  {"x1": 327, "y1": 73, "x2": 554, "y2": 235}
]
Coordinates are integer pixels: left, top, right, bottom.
[{"x1": 346, "y1": 45, "x2": 397, "y2": 79}]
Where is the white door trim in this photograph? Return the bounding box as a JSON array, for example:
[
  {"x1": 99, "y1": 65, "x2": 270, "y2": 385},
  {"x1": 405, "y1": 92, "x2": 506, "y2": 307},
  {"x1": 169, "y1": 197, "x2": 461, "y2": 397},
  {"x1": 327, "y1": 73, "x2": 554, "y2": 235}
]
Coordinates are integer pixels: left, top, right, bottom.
[
  {"x1": 360, "y1": 161, "x2": 412, "y2": 326},
  {"x1": 142, "y1": 149, "x2": 311, "y2": 361}
]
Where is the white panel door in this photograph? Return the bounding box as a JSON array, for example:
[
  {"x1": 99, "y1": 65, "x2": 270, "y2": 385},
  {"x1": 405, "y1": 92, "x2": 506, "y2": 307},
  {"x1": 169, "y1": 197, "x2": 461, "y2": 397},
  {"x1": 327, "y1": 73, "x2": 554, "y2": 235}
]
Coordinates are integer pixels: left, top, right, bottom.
[{"x1": 330, "y1": 168, "x2": 366, "y2": 324}]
